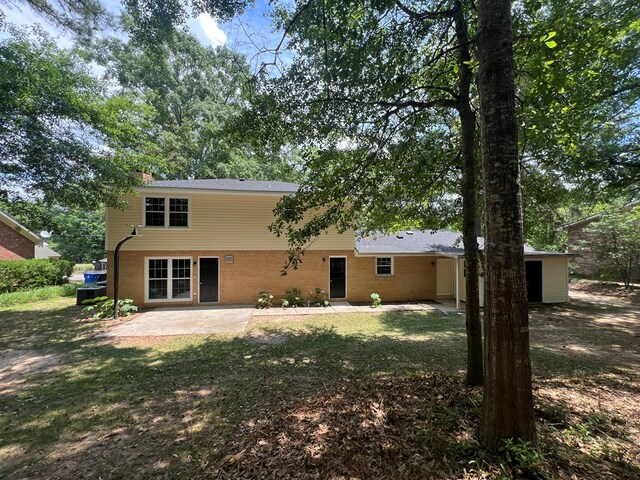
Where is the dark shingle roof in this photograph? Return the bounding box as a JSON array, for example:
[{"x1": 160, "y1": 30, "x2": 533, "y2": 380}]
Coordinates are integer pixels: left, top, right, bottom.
[
  {"x1": 145, "y1": 179, "x2": 299, "y2": 193},
  {"x1": 356, "y1": 230, "x2": 566, "y2": 256}
]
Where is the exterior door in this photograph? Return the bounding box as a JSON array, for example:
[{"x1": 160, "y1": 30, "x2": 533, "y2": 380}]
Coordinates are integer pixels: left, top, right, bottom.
[
  {"x1": 199, "y1": 258, "x2": 219, "y2": 303},
  {"x1": 329, "y1": 257, "x2": 346, "y2": 298},
  {"x1": 525, "y1": 261, "x2": 543, "y2": 303}
]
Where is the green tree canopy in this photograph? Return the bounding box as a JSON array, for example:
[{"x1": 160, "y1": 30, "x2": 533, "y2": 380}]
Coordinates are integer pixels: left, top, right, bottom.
[
  {"x1": 0, "y1": 29, "x2": 157, "y2": 209},
  {"x1": 92, "y1": 28, "x2": 300, "y2": 181}
]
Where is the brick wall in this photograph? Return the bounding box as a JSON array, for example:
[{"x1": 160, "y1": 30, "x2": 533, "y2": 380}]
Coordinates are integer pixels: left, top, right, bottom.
[
  {"x1": 566, "y1": 226, "x2": 600, "y2": 276},
  {"x1": 106, "y1": 249, "x2": 439, "y2": 307},
  {"x1": 0, "y1": 221, "x2": 36, "y2": 260}
]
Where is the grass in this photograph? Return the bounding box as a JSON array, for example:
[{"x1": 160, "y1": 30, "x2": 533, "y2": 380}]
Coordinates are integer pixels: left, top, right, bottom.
[
  {"x1": 72, "y1": 263, "x2": 95, "y2": 275},
  {"x1": 0, "y1": 283, "x2": 79, "y2": 308},
  {"x1": 0, "y1": 294, "x2": 638, "y2": 479}
]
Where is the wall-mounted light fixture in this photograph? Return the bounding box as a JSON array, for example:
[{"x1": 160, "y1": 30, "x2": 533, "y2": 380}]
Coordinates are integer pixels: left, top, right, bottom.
[{"x1": 322, "y1": 257, "x2": 326, "y2": 262}]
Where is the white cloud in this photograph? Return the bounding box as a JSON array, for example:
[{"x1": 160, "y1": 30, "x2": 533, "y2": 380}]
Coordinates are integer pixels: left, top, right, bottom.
[{"x1": 195, "y1": 13, "x2": 227, "y2": 46}]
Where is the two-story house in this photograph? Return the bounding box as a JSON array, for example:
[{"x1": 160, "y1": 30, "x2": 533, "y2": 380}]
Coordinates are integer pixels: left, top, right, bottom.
[{"x1": 105, "y1": 178, "x2": 571, "y2": 307}]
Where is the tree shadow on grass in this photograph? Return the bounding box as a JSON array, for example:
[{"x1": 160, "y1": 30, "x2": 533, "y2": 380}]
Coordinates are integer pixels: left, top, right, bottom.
[
  {"x1": 1, "y1": 303, "x2": 639, "y2": 479},
  {"x1": 1, "y1": 316, "x2": 471, "y2": 479}
]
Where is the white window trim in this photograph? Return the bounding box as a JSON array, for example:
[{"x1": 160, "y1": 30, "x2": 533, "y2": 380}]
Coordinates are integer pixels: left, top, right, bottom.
[
  {"x1": 142, "y1": 196, "x2": 191, "y2": 229},
  {"x1": 144, "y1": 256, "x2": 193, "y2": 303},
  {"x1": 375, "y1": 256, "x2": 394, "y2": 276}
]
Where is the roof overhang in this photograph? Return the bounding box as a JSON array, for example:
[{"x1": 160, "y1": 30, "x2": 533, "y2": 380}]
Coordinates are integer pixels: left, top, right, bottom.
[
  {"x1": 137, "y1": 186, "x2": 296, "y2": 196},
  {"x1": 0, "y1": 211, "x2": 42, "y2": 245},
  {"x1": 354, "y1": 250, "x2": 450, "y2": 257}
]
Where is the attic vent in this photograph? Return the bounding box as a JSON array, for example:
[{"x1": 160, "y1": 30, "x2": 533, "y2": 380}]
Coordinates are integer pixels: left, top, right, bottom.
[
  {"x1": 396, "y1": 235, "x2": 404, "y2": 239},
  {"x1": 406, "y1": 230, "x2": 414, "y2": 235},
  {"x1": 239, "y1": 178, "x2": 245, "y2": 181}
]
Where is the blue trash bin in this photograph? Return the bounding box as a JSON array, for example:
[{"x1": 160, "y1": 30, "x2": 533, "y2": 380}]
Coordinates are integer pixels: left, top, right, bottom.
[{"x1": 84, "y1": 272, "x2": 100, "y2": 284}]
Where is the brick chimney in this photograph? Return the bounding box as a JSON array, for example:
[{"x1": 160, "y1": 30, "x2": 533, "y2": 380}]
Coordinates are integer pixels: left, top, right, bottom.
[{"x1": 132, "y1": 171, "x2": 154, "y2": 183}]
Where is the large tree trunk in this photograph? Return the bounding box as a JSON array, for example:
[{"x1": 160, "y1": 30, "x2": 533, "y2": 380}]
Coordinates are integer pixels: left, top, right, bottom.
[
  {"x1": 476, "y1": 0, "x2": 537, "y2": 448},
  {"x1": 453, "y1": 0, "x2": 483, "y2": 387}
]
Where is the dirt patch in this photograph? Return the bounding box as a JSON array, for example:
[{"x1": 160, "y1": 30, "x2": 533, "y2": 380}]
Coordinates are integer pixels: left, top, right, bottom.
[
  {"x1": 105, "y1": 335, "x2": 186, "y2": 347},
  {"x1": 0, "y1": 349, "x2": 63, "y2": 393},
  {"x1": 571, "y1": 281, "x2": 640, "y2": 305},
  {"x1": 244, "y1": 332, "x2": 288, "y2": 345}
]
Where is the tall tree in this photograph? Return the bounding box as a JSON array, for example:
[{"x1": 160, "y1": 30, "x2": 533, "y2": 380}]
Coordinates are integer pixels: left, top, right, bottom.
[
  {"x1": 0, "y1": 29, "x2": 156, "y2": 209},
  {"x1": 515, "y1": 0, "x2": 640, "y2": 247},
  {"x1": 93, "y1": 29, "x2": 299, "y2": 181},
  {"x1": 476, "y1": 0, "x2": 536, "y2": 447},
  {"x1": 0, "y1": 0, "x2": 113, "y2": 39},
  {"x1": 246, "y1": 0, "x2": 487, "y2": 385}
]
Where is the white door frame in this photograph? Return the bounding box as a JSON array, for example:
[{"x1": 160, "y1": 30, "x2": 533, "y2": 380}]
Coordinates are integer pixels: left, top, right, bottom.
[
  {"x1": 328, "y1": 256, "x2": 348, "y2": 299},
  {"x1": 197, "y1": 256, "x2": 220, "y2": 304}
]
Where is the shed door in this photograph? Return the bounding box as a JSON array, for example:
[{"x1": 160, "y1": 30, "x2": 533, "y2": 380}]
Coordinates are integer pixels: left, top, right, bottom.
[
  {"x1": 329, "y1": 257, "x2": 346, "y2": 298},
  {"x1": 525, "y1": 261, "x2": 543, "y2": 303}
]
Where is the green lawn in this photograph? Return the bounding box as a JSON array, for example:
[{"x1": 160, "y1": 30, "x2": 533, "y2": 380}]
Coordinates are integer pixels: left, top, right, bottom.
[{"x1": 0, "y1": 295, "x2": 638, "y2": 479}]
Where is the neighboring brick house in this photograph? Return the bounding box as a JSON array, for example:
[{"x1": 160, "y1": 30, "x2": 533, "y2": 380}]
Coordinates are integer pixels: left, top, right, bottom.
[
  {"x1": 0, "y1": 210, "x2": 42, "y2": 260},
  {"x1": 564, "y1": 200, "x2": 640, "y2": 278},
  {"x1": 106, "y1": 179, "x2": 571, "y2": 307}
]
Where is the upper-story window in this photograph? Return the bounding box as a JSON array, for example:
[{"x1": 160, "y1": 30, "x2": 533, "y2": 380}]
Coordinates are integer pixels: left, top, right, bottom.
[{"x1": 144, "y1": 197, "x2": 189, "y2": 227}]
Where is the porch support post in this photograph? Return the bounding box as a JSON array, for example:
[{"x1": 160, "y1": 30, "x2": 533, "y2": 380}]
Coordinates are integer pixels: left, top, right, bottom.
[{"x1": 455, "y1": 258, "x2": 460, "y2": 311}]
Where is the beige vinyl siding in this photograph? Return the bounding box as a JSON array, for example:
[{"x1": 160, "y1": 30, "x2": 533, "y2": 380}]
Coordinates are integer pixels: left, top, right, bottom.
[
  {"x1": 534, "y1": 256, "x2": 569, "y2": 303},
  {"x1": 106, "y1": 192, "x2": 354, "y2": 251},
  {"x1": 436, "y1": 258, "x2": 454, "y2": 297}
]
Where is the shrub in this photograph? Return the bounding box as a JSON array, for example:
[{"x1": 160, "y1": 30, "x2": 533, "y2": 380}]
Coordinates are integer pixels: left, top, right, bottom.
[
  {"x1": 281, "y1": 288, "x2": 308, "y2": 308},
  {"x1": 0, "y1": 259, "x2": 74, "y2": 293},
  {"x1": 0, "y1": 284, "x2": 79, "y2": 308},
  {"x1": 370, "y1": 292, "x2": 382, "y2": 308},
  {"x1": 501, "y1": 438, "x2": 546, "y2": 478},
  {"x1": 309, "y1": 287, "x2": 330, "y2": 307},
  {"x1": 256, "y1": 291, "x2": 274, "y2": 309},
  {"x1": 82, "y1": 297, "x2": 138, "y2": 319}
]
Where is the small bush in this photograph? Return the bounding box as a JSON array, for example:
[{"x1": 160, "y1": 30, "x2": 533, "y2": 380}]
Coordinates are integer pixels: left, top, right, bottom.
[
  {"x1": 309, "y1": 287, "x2": 330, "y2": 307},
  {"x1": 281, "y1": 288, "x2": 308, "y2": 308},
  {"x1": 82, "y1": 297, "x2": 138, "y2": 319},
  {"x1": 501, "y1": 438, "x2": 546, "y2": 478},
  {"x1": 370, "y1": 292, "x2": 382, "y2": 308},
  {"x1": 0, "y1": 284, "x2": 79, "y2": 308},
  {"x1": 0, "y1": 259, "x2": 74, "y2": 293},
  {"x1": 256, "y1": 291, "x2": 274, "y2": 309}
]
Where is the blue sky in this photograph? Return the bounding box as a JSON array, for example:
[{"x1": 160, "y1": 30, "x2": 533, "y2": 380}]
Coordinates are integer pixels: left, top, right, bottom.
[{"x1": 1, "y1": 0, "x2": 282, "y2": 61}]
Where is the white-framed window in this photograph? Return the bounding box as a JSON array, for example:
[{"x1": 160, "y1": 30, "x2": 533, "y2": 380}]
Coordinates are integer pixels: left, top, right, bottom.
[
  {"x1": 376, "y1": 257, "x2": 393, "y2": 276},
  {"x1": 144, "y1": 196, "x2": 189, "y2": 227},
  {"x1": 146, "y1": 257, "x2": 192, "y2": 301}
]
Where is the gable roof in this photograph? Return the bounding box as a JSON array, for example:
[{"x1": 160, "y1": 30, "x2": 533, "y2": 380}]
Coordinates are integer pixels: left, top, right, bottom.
[
  {"x1": 0, "y1": 211, "x2": 42, "y2": 245},
  {"x1": 561, "y1": 200, "x2": 640, "y2": 229},
  {"x1": 356, "y1": 230, "x2": 567, "y2": 256},
  {"x1": 35, "y1": 244, "x2": 60, "y2": 259},
  {"x1": 144, "y1": 179, "x2": 299, "y2": 193}
]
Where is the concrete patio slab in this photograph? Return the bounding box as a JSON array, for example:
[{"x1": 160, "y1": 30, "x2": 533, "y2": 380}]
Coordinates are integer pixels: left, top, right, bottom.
[
  {"x1": 102, "y1": 306, "x2": 254, "y2": 337},
  {"x1": 103, "y1": 301, "x2": 459, "y2": 337},
  {"x1": 253, "y1": 302, "x2": 449, "y2": 316}
]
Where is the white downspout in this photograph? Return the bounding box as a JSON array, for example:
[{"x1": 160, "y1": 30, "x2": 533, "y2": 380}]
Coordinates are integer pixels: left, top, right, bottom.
[{"x1": 455, "y1": 258, "x2": 460, "y2": 311}]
